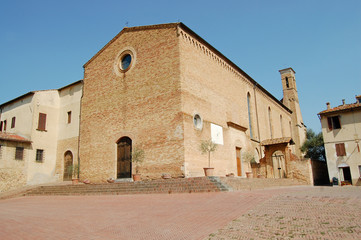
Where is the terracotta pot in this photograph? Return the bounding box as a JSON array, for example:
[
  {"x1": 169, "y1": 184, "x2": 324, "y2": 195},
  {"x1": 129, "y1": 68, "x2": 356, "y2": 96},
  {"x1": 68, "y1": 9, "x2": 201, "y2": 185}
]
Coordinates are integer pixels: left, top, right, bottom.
[
  {"x1": 132, "y1": 174, "x2": 141, "y2": 181},
  {"x1": 203, "y1": 167, "x2": 214, "y2": 177},
  {"x1": 246, "y1": 172, "x2": 253, "y2": 178}
]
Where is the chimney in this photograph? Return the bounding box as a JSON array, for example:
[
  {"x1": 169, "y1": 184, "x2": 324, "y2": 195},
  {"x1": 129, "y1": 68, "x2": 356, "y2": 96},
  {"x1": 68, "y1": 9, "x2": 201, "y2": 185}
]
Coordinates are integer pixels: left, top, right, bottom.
[
  {"x1": 342, "y1": 99, "x2": 345, "y2": 105},
  {"x1": 356, "y1": 95, "x2": 361, "y2": 103},
  {"x1": 326, "y1": 102, "x2": 331, "y2": 110}
]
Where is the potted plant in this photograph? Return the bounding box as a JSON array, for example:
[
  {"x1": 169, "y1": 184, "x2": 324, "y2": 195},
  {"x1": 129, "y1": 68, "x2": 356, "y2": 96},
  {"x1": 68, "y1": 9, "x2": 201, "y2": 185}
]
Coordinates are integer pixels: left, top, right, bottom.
[
  {"x1": 67, "y1": 163, "x2": 80, "y2": 184},
  {"x1": 200, "y1": 139, "x2": 217, "y2": 176},
  {"x1": 242, "y1": 151, "x2": 255, "y2": 178},
  {"x1": 131, "y1": 147, "x2": 145, "y2": 181}
]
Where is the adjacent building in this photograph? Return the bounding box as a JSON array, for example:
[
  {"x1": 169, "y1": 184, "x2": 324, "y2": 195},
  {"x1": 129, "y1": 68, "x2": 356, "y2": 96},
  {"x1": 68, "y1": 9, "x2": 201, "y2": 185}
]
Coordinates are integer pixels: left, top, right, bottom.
[
  {"x1": 318, "y1": 96, "x2": 361, "y2": 185},
  {"x1": 1, "y1": 23, "x2": 310, "y2": 191}
]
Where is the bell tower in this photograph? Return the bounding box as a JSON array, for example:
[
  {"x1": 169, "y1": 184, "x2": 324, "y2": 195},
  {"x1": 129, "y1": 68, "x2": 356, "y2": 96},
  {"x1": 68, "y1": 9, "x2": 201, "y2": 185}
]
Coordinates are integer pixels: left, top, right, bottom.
[{"x1": 279, "y1": 67, "x2": 306, "y2": 157}]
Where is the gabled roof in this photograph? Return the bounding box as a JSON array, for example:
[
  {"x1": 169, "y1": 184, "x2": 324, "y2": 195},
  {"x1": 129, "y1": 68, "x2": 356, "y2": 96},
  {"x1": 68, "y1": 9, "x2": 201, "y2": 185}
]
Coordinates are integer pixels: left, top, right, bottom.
[
  {"x1": 0, "y1": 132, "x2": 32, "y2": 143},
  {"x1": 83, "y1": 22, "x2": 292, "y2": 114},
  {"x1": 318, "y1": 102, "x2": 361, "y2": 116},
  {"x1": 261, "y1": 137, "x2": 294, "y2": 146}
]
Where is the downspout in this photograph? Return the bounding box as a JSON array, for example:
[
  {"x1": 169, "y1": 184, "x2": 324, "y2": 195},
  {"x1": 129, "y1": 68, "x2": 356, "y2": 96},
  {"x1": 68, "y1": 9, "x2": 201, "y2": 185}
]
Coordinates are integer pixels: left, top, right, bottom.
[{"x1": 253, "y1": 84, "x2": 261, "y2": 150}]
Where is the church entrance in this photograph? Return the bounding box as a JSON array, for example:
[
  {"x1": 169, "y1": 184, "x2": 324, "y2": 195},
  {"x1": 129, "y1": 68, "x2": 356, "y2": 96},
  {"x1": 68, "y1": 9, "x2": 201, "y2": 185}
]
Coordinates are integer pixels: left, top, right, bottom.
[
  {"x1": 63, "y1": 151, "x2": 73, "y2": 181},
  {"x1": 272, "y1": 151, "x2": 286, "y2": 178},
  {"x1": 117, "y1": 137, "x2": 132, "y2": 179}
]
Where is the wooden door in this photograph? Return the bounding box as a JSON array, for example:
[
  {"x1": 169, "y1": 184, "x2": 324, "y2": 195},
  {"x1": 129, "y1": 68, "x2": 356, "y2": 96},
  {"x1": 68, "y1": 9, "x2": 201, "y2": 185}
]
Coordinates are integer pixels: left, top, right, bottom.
[
  {"x1": 236, "y1": 147, "x2": 242, "y2": 176},
  {"x1": 63, "y1": 151, "x2": 73, "y2": 181},
  {"x1": 117, "y1": 137, "x2": 132, "y2": 178}
]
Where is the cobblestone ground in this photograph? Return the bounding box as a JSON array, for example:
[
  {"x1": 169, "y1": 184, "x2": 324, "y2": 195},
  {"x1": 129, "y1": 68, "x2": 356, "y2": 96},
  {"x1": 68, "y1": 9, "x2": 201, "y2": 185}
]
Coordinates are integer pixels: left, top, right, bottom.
[{"x1": 206, "y1": 187, "x2": 361, "y2": 240}]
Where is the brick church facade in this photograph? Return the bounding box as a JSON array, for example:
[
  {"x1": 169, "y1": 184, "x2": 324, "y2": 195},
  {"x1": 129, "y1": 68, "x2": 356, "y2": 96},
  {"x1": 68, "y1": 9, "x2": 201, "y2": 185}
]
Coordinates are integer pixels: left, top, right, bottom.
[{"x1": 0, "y1": 23, "x2": 311, "y2": 191}]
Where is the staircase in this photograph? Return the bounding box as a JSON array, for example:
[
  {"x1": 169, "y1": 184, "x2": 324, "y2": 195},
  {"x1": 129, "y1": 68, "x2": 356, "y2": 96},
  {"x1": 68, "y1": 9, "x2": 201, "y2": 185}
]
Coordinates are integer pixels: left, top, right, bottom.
[{"x1": 25, "y1": 177, "x2": 231, "y2": 196}]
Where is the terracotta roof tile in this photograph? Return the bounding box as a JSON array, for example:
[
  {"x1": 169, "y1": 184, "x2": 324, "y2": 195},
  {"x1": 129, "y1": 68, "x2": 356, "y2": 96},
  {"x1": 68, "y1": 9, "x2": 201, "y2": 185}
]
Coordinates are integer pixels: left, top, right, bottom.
[
  {"x1": 0, "y1": 132, "x2": 32, "y2": 143},
  {"x1": 318, "y1": 102, "x2": 361, "y2": 115},
  {"x1": 261, "y1": 137, "x2": 294, "y2": 146}
]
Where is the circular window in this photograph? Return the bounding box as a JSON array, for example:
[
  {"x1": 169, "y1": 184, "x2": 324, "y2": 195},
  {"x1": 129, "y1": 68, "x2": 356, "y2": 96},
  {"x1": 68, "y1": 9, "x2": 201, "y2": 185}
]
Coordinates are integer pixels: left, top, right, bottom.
[
  {"x1": 120, "y1": 54, "x2": 132, "y2": 71},
  {"x1": 193, "y1": 114, "x2": 203, "y2": 130}
]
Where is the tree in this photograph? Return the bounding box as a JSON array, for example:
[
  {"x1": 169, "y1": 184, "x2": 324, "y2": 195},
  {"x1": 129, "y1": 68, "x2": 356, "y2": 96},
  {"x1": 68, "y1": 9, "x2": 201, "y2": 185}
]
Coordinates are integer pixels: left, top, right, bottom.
[
  {"x1": 301, "y1": 129, "x2": 326, "y2": 161},
  {"x1": 200, "y1": 139, "x2": 217, "y2": 168}
]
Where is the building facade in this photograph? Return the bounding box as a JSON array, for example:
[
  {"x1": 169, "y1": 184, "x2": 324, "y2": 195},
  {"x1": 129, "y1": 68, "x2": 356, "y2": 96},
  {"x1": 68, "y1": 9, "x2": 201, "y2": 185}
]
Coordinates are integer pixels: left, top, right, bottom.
[
  {"x1": 1, "y1": 23, "x2": 310, "y2": 191},
  {"x1": 0, "y1": 81, "x2": 82, "y2": 192},
  {"x1": 318, "y1": 96, "x2": 361, "y2": 185}
]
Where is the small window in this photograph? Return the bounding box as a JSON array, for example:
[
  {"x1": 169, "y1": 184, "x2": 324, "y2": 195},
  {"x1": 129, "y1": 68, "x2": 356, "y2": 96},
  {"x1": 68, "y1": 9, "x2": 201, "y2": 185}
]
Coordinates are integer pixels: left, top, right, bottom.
[
  {"x1": 37, "y1": 113, "x2": 47, "y2": 131},
  {"x1": 36, "y1": 149, "x2": 44, "y2": 162},
  {"x1": 67, "y1": 111, "x2": 72, "y2": 124},
  {"x1": 11, "y1": 117, "x2": 16, "y2": 128},
  {"x1": 0, "y1": 121, "x2": 3, "y2": 132},
  {"x1": 120, "y1": 54, "x2": 132, "y2": 70},
  {"x1": 3, "y1": 120, "x2": 7, "y2": 131},
  {"x1": 15, "y1": 147, "x2": 24, "y2": 160},
  {"x1": 193, "y1": 114, "x2": 203, "y2": 130},
  {"x1": 327, "y1": 116, "x2": 341, "y2": 130},
  {"x1": 285, "y1": 77, "x2": 289, "y2": 88},
  {"x1": 359, "y1": 165, "x2": 361, "y2": 177},
  {"x1": 336, "y1": 143, "x2": 346, "y2": 156}
]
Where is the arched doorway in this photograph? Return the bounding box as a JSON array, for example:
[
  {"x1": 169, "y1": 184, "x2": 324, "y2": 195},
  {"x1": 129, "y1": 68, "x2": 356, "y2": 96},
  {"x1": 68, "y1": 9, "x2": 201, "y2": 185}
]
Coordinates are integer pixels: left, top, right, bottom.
[
  {"x1": 272, "y1": 151, "x2": 286, "y2": 178},
  {"x1": 117, "y1": 137, "x2": 132, "y2": 178},
  {"x1": 63, "y1": 151, "x2": 73, "y2": 181}
]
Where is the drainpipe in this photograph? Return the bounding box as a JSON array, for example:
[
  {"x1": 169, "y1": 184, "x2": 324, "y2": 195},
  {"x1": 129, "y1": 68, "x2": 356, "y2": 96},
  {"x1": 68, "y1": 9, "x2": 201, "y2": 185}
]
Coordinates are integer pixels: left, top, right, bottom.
[{"x1": 77, "y1": 81, "x2": 84, "y2": 179}]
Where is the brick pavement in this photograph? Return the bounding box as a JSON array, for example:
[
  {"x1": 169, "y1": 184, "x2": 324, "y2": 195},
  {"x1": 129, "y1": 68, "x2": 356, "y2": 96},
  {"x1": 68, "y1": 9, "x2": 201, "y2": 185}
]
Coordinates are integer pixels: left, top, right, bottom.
[
  {"x1": 207, "y1": 186, "x2": 361, "y2": 240},
  {"x1": 0, "y1": 186, "x2": 360, "y2": 240}
]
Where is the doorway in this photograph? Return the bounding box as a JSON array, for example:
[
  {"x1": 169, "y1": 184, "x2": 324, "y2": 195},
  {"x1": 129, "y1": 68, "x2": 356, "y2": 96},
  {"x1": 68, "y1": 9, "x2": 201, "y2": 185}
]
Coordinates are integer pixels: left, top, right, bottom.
[
  {"x1": 340, "y1": 166, "x2": 352, "y2": 184},
  {"x1": 272, "y1": 151, "x2": 286, "y2": 178},
  {"x1": 63, "y1": 151, "x2": 73, "y2": 181},
  {"x1": 117, "y1": 137, "x2": 132, "y2": 178},
  {"x1": 236, "y1": 147, "x2": 242, "y2": 176}
]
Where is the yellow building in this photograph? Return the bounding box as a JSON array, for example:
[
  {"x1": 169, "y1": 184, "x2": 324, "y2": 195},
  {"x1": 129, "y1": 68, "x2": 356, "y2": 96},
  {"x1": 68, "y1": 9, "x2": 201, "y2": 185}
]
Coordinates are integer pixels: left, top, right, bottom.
[{"x1": 318, "y1": 96, "x2": 361, "y2": 185}]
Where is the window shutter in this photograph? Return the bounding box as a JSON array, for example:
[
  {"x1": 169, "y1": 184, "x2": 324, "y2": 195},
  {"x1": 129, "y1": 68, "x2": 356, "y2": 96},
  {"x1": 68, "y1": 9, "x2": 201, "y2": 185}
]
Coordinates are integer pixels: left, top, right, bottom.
[
  {"x1": 336, "y1": 143, "x2": 346, "y2": 156},
  {"x1": 327, "y1": 117, "x2": 333, "y2": 130},
  {"x1": 15, "y1": 147, "x2": 24, "y2": 160},
  {"x1": 11, "y1": 117, "x2": 16, "y2": 128},
  {"x1": 38, "y1": 113, "x2": 47, "y2": 131}
]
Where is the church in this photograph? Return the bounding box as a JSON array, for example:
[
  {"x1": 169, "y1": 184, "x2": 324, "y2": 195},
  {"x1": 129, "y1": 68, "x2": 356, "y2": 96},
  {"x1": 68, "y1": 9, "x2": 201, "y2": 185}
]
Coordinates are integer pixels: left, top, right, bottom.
[{"x1": 0, "y1": 23, "x2": 311, "y2": 191}]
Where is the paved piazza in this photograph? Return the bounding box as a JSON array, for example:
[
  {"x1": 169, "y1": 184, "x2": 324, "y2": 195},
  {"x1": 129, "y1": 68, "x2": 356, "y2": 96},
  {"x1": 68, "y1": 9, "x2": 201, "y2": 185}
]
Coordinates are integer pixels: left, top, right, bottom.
[{"x1": 0, "y1": 186, "x2": 360, "y2": 240}]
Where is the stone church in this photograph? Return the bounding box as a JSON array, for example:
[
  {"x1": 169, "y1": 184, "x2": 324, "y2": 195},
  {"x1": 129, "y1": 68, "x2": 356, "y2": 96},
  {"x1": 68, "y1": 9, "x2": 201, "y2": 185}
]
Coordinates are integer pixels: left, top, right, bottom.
[{"x1": 0, "y1": 23, "x2": 311, "y2": 190}]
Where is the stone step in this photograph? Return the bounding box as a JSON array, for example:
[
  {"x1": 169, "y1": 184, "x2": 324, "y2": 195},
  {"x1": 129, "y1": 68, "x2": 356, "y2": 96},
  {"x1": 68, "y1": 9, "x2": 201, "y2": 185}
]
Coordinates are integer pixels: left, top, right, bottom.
[{"x1": 25, "y1": 177, "x2": 224, "y2": 196}]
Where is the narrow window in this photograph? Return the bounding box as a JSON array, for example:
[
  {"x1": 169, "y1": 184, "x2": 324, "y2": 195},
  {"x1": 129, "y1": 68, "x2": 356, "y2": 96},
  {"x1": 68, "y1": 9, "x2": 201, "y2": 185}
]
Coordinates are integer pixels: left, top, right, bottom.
[
  {"x1": 268, "y1": 107, "x2": 273, "y2": 139},
  {"x1": 11, "y1": 117, "x2": 16, "y2": 128},
  {"x1": 36, "y1": 149, "x2": 44, "y2": 162},
  {"x1": 336, "y1": 143, "x2": 346, "y2": 156},
  {"x1": 285, "y1": 77, "x2": 289, "y2": 88},
  {"x1": 15, "y1": 147, "x2": 24, "y2": 160},
  {"x1": 67, "y1": 111, "x2": 72, "y2": 124},
  {"x1": 247, "y1": 93, "x2": 253, "y2": 139},
  {"x1": 37, "y1": 113, "x2": 47, "y2": 131},
  {"x1": 0, "y1": 121, "x2": 3, "y2": 132},
  {"x1": 359, "y1": 165, "x2": 361, "y2": 177},
  {"x1": 3, "y1": 120, "x2": 7, "y2": 131}
]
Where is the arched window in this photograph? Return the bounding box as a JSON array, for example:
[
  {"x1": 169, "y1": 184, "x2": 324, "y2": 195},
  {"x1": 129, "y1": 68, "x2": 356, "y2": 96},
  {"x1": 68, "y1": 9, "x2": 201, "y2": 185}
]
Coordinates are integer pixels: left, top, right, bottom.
[
  {"x1": 268, "y1": 107, "x2": 273, "y2": 139},
  {"x1": 247, "y1": 93, "x2": 253, "y2": 139}
]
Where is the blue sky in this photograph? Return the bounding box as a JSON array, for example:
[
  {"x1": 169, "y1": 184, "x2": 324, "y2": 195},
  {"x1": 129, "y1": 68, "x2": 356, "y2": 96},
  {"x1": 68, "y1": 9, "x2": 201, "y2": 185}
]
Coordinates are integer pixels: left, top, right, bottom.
[{"x1": 1, "y1": 0, "x2": 360, "y2": 132}]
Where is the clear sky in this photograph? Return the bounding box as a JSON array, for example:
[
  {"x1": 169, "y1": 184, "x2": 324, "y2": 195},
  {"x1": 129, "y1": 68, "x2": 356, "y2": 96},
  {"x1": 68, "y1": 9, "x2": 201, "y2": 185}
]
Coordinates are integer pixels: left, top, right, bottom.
[{"x1": 1, "y1": 0, "x2": 360, "y2": 132}]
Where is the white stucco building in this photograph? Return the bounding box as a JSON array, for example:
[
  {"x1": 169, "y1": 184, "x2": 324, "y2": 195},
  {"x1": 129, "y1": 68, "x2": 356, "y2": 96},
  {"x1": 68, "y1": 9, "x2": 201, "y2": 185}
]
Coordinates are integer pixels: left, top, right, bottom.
[
  {"x1": 0, "y1": 81, "x2": 82, "y2": 192},
  {"x1": 318, "y1": 95, "x2": 361, "y2": 185}
]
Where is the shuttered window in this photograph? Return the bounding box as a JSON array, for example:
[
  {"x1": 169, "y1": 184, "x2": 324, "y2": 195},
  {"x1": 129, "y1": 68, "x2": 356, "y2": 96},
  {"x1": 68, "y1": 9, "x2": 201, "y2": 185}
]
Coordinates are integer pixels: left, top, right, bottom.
[
  {"x1": 37, "y1": 113, "x2": 47, "y2": 131},
  {"x1": 335, "y1": 143, "x2": 346, "y2": 156},
  {"x1": 11, "y1": 117, "x2": 16, "y2": 128},
  {"x1": 327, "y1": 116, "x2": 341, "y2": 130},
  {"x1": 15, "y1": 147, "x2": 24, "y2": 160}
]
